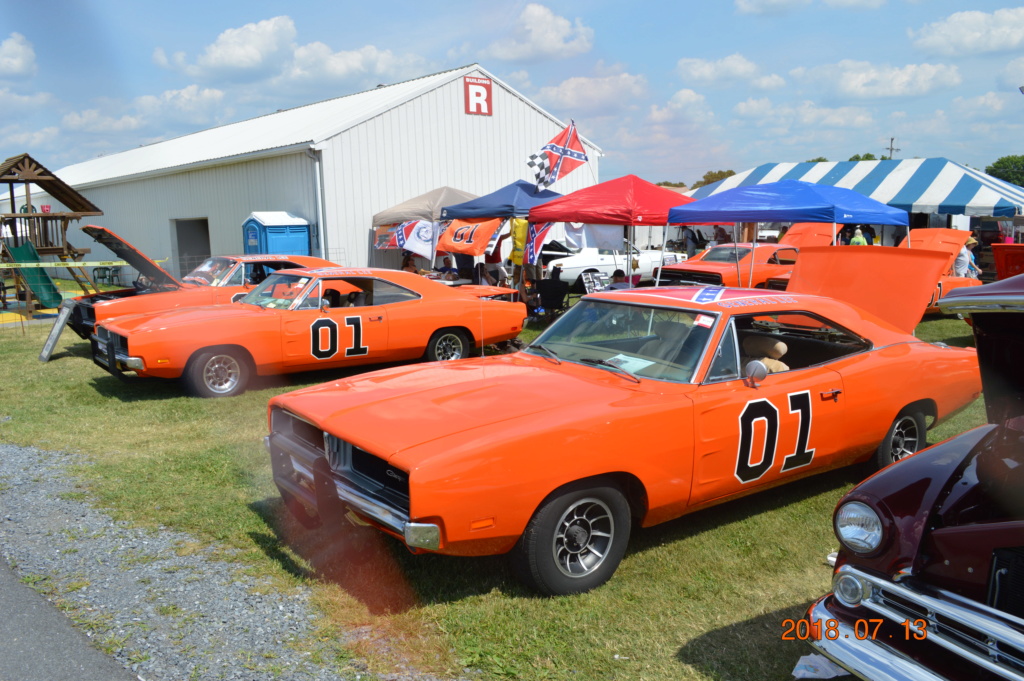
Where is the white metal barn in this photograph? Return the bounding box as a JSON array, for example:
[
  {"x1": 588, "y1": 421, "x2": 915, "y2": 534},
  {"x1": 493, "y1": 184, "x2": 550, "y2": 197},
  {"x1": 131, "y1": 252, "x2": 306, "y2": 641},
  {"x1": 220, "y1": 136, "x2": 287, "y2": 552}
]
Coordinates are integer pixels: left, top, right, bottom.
[{"x1": 36, "y1": 64, "x2": 602, "y2": 276}]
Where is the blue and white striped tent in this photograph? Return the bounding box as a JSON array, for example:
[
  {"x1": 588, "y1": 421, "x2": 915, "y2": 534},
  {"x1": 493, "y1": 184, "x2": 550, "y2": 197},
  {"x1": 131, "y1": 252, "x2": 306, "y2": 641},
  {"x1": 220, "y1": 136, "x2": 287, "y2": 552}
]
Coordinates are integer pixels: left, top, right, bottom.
[{"x1": 688, "y1": 157, "x2": 1024, "y2": 217}]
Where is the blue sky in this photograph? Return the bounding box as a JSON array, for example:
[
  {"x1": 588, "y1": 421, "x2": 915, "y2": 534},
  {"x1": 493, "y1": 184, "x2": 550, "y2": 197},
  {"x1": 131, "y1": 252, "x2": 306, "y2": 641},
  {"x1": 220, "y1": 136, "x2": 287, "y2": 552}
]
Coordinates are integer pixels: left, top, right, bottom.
[{"x1": 2, "y1": 1, "x2": 1022, "y2": 186}]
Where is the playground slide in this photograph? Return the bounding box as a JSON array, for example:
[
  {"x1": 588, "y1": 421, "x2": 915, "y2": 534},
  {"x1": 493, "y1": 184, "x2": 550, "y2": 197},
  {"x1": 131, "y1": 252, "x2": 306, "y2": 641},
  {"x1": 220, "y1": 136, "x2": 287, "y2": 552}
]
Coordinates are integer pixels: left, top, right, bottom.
[{"x1": 8, "y1": 242, "x2": 64, "y2": 309}]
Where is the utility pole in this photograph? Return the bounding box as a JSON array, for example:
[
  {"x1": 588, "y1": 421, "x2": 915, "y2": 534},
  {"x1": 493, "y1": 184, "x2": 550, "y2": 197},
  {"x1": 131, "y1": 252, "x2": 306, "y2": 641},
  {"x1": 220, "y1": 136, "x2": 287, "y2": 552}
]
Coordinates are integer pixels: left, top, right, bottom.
[{"x1": 885, "y1": 137, "x2": 900, "y2": 159}]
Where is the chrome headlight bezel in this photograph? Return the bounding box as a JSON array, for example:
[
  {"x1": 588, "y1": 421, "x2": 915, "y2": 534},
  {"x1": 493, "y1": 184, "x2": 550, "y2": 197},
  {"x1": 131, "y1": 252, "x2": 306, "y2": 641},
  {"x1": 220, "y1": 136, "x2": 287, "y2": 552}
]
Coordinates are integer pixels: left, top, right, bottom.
[{"x1": 834, "y1": 501, "x2": 885, "y2": 555}]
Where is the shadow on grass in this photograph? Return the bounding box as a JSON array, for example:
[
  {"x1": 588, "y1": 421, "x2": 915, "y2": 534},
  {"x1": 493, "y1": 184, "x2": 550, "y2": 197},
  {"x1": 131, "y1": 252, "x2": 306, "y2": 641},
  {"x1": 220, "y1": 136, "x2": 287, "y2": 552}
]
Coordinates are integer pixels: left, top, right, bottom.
[
  {"x1": 85, "y1": 361, "x2": 413, "y2": 403},
  {"x1": 247, "y1": 464, "x2": 866, "y2": 611},
  {"x1": 676, "y1": 601, "x2": 816, "y2": 679}
]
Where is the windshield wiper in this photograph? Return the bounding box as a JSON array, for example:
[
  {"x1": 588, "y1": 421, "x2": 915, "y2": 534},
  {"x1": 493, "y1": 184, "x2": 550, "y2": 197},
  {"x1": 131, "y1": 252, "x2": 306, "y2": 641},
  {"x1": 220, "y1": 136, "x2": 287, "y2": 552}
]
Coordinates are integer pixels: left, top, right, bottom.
[
  {"x1": 527, "y1": 343, "x2": 561, "y2": 364},
  {"x1": 579, "y1": 357, "x2": 640, "y2": 383}
]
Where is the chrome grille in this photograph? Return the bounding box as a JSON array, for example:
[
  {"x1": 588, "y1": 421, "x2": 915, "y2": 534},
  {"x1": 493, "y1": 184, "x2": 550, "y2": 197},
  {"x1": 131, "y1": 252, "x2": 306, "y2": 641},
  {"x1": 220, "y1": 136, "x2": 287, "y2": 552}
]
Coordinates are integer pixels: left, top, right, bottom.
[
  {"x1": 839, "y1": 565, "x2": 1024, "y2": 679},
  {"x1": 660, "y1": 270, "x2": 723, "y2": 286},
  {"x1": 270, "y1": 408, "x2": 325, "y2": 455},
  {"x1": 325, "y1": 434, "x2": 410, "y2": 515}
]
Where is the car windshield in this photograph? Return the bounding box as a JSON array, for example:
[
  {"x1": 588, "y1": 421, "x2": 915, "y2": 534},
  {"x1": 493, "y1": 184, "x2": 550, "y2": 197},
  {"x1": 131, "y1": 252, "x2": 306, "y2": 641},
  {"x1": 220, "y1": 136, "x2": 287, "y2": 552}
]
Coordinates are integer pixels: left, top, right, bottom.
[
  {"x1": 182, "y1": 257, "x2": 237, "y2": 286},
  {"x1": 526, "y1": 299, "x2": 716, "y2": 383},
  {"x1": 702, "y1": 246, "x2": 752, "y2": 263},
  {"x1": 239, "y1": 273, "x2": 312, "y2": 309}
]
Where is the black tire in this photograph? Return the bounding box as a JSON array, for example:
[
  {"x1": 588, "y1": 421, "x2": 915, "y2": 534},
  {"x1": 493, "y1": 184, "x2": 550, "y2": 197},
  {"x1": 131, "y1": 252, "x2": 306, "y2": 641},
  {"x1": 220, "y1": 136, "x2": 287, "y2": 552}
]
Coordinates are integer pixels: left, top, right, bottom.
[
  {"x1": 875, "y1": 409, "x2": 927, "y2": 469},
  {"x1": 183, "y1": 349, "x2": 250, "y2": 398},
  {"x1": 425, "y1": 328, "x2": 470, "y2": 362},
  {"x1": 512, "y1": 480, "x2": 631, "y2": 596}
]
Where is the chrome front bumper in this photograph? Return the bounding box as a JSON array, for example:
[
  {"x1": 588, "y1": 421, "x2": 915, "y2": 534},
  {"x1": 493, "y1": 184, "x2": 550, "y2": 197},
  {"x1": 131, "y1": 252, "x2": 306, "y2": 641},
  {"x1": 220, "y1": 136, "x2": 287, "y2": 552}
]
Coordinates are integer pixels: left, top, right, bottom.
[
  {"x1": 807, "y1": 564, "x2": 1024, "y2": 681},
  {"x1": 265, "y1": 433, "x2": 440, "y2": 551}
]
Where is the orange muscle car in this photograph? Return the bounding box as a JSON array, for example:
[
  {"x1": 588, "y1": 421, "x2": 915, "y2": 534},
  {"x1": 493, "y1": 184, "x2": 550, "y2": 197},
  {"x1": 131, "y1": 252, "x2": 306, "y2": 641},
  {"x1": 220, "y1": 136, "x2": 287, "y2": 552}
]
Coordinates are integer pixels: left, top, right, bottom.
[
  {"x1": 90, "y1": 267, "x2": 526, "y2": 397},
  {"x1": 266, "y1": 248, "x2": 981, "y2": 595},
  {"x1": 65, "y1": 225, "x2": 336, "y2": 338},
  {"x1": 655, "y1": 222, "x2": 835, "y2": 288}
]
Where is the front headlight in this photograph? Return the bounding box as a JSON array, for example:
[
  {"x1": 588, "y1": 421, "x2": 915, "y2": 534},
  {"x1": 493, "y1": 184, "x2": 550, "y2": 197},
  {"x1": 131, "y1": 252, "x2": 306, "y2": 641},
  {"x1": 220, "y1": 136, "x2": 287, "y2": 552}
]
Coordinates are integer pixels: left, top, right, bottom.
[{"x1": 835, "y1": 501, "x2": 883, "y2": 554}]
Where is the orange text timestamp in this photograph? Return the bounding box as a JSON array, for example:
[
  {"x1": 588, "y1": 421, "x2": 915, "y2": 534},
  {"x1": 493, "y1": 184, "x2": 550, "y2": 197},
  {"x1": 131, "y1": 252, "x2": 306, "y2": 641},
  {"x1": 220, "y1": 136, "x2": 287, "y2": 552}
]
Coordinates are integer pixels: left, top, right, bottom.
[{"x1": 781, "y1": 618, "x2": 928, "y2": 641}]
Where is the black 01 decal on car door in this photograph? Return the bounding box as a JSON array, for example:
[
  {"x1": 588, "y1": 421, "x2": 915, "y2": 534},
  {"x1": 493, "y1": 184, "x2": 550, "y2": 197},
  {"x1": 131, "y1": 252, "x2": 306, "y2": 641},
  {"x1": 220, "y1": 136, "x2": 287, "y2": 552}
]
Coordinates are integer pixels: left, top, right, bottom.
[
  {"x1": 344, "y1": 316, "x2": 369, "y2": 357},
  {"x1": 308, "y1": 317, "x2": 371, "y2": 359}
]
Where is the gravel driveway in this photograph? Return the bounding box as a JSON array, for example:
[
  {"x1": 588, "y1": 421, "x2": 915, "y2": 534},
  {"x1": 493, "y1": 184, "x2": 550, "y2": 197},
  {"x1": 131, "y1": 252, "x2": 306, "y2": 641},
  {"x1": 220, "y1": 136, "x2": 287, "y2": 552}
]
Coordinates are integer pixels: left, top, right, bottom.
[{"x1": 0, "y1": 443, "x2": 447, "y2": 681}]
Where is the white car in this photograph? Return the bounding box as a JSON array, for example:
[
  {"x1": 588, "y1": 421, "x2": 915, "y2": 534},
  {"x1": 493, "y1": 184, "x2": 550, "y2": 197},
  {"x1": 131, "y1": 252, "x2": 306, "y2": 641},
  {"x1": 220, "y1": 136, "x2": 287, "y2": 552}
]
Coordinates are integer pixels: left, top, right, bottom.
[{"x1": 544, "y1": 245, "x2": 675, "y2": 291}]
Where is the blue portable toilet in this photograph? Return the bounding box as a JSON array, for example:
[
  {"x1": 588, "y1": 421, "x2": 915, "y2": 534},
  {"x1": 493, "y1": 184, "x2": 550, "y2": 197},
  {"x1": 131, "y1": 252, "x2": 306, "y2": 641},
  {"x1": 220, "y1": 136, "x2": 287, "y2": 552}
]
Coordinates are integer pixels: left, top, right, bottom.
[{"x1": 242, "y1": 212, "x2": 312, "y2": 255}]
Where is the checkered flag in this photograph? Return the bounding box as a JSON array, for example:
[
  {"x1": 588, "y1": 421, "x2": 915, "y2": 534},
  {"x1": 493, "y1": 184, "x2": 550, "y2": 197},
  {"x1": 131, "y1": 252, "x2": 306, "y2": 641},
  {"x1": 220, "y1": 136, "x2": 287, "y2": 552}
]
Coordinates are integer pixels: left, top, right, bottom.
[
  {"x1": 527, "y1": 153, "x2": 554, "y2": 189},
  {"x1": 526, "y1": 120, "x2": 587, "y2": 192}
]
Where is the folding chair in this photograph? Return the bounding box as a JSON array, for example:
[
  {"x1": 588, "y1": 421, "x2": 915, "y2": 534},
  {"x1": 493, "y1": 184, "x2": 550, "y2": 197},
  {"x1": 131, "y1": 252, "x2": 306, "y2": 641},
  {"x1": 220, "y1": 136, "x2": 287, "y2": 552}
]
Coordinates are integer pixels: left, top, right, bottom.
[{"x1": 535, "y1": 279, "x2": 570, "y2": 320}]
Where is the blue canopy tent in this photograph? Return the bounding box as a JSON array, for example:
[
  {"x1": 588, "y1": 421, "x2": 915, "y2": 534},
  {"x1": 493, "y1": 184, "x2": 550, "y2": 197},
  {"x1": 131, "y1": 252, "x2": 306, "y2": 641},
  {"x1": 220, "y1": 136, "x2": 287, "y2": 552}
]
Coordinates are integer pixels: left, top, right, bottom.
[
  {"x1": 668, "y1": 180, "x2": 909, "y2": 226},
  {"x1": 687, "y1": 158, "x2": 1024, "y2": 217},
  {"x1": 440, "y1": 180, "x2": 561, "y2": 219}
]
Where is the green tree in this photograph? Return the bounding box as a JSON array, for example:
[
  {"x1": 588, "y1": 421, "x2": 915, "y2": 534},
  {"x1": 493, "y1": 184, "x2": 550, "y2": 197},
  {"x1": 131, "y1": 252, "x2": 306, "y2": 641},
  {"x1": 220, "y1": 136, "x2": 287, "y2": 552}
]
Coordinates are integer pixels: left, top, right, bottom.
[
  {"x1": 656, "y1": 181, "x2": 688, "y2": 188},
  {"x1": 849, "y1": 153, "x2": 877, "y2": 161},
  {"x1": 986, "y1": 155, "x2": 1024, "y2": 187},
  {"x1": 805, "y1": 157, "x2": 829, "y2": 163},
  {"x1": 690, "y1": 169, "x2": 735, "y2": 190}
]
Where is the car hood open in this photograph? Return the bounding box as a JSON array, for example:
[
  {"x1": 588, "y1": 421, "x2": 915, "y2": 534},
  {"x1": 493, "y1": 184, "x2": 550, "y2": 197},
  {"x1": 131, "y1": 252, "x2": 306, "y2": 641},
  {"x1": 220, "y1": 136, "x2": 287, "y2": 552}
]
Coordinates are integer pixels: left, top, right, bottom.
[
  {"x1": 786, "y1": 246, "x2": 950, "y2": 334},
  {"x1": 82, "y1": 225, "x2": 181, "y2": 288},
  {"x1": 899, "y1": 227, "x2": 970, "y2": 271}
]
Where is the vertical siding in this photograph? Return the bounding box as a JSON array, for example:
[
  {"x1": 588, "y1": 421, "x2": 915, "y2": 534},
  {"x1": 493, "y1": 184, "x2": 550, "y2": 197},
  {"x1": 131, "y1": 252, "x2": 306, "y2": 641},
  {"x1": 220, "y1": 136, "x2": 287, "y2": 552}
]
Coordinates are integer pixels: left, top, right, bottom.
[
  {"x1": 319, "y1": 70, "x2": 599, "y2": 267},
  {"x1": 61, "y1": 153, "x2": 318, "y2": 276}
]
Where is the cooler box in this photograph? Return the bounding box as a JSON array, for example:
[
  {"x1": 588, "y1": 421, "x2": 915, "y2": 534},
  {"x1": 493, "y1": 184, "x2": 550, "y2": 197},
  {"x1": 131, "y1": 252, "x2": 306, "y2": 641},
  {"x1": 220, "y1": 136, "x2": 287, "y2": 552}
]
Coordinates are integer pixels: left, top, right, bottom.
[
  {"x1": 242, "y1": 212, "x2": 312, "y2": 255},
  {"x1": 992, "y1": 243, "x2": 1024, "y2": 280}
]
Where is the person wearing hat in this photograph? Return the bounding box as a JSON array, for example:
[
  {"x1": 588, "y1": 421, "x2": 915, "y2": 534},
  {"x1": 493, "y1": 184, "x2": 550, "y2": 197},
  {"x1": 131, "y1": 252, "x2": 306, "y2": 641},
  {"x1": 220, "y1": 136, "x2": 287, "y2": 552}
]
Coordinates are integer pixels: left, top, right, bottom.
[{"x1": 955, "y1": 236, "x2": 980, "y2": 278}]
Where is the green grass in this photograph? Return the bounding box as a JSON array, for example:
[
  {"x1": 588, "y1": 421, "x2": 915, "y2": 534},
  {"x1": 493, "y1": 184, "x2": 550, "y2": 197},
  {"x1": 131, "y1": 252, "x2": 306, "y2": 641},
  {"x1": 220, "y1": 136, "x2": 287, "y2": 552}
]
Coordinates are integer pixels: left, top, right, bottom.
[{"x1": 0, "y1": 314, "x2": 987, "y2": 680}]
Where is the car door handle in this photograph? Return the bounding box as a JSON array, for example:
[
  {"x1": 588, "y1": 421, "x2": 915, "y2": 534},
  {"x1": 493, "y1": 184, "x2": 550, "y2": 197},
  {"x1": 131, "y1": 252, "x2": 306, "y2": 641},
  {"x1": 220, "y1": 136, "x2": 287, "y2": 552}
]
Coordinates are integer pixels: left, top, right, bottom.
[
  {"x1": 820, "y1": 389, "x2": 842, "y2": 402},
  {"x1": 367, "y1": 316, "x2": 384, "y2": 322}
]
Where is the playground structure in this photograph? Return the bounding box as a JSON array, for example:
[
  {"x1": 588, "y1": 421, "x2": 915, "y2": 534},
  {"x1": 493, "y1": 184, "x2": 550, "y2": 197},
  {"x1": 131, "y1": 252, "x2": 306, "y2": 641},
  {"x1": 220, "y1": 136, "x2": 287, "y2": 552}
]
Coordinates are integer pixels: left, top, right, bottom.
[{"x1": 1, "y1": 153, "x2": 103, "y2": 317}]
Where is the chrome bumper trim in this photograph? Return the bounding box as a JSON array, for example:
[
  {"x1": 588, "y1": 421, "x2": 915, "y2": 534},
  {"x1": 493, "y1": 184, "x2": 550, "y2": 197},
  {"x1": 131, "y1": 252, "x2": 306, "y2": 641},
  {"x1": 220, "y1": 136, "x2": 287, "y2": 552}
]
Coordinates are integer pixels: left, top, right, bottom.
[
  {"x1": 267, "y1": 432, "x2": 440, "y2": 551},
  {"x1": 805, "y1": 596, "x2": 947, "y2": 681}
]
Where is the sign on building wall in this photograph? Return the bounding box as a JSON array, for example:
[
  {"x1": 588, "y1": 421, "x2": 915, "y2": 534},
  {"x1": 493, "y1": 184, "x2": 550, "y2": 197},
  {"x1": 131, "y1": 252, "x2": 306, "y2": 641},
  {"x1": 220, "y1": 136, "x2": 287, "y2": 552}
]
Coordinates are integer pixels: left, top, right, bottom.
[{"x1": 464, "y1": 76, "x2": 493, "y2": 116}]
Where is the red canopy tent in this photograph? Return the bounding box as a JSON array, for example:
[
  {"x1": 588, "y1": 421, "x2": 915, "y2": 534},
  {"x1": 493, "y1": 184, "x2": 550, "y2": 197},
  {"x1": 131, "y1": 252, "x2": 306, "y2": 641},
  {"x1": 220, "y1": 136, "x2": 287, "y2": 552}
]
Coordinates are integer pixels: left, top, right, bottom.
[{"x1": 527, "y1": 174, "x2": 696, "y2": 225}]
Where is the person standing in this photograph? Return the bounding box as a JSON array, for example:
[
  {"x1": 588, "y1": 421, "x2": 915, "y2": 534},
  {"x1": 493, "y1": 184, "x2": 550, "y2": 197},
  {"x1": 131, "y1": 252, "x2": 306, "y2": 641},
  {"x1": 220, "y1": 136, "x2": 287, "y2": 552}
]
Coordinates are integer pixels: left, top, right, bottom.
[
  {"x1": 680, "y1": 226, "x2": 699, "y2": 258},
  {"x1": 849, "y1": 228, "x2": 868, "y2": 246},
  {"x1": 954, "y1": 237, "x2": 979, "y2": 277}
]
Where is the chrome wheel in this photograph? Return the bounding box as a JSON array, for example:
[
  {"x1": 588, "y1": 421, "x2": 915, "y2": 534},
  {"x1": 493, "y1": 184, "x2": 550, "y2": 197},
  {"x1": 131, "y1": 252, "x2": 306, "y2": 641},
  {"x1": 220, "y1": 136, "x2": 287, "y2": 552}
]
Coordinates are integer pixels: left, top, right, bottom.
[
  {"x1": 428, "y1": 330, "x2": 467, "y2": 361},
  {"x1": 552, "y1": 497, "x2": 614, "y2": 578},
  {"x1": 202, "y1": 354, "x2": 242, "y2": 395},
  {"x1": 875, "y1": 410, "x2": 927, "y2": 468}
]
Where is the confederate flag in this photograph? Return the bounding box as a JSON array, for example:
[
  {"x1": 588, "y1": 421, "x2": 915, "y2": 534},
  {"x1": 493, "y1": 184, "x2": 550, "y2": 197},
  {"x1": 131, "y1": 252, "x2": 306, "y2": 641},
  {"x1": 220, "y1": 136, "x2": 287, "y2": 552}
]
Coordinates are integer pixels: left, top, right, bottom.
[
  {"x1": 527, "y1": 120, "x2": 588, "y2": 191},
  {"x1": 525, "y1": 222, "x2": 555, "y2": 265}
]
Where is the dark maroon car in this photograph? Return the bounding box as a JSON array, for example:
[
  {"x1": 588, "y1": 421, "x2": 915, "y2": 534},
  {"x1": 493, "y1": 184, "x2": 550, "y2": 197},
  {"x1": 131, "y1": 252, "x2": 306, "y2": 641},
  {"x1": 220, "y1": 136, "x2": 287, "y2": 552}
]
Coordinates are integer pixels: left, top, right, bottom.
[{"x1": 805, "y1": 275, "x2": 1024, "y2": 680}]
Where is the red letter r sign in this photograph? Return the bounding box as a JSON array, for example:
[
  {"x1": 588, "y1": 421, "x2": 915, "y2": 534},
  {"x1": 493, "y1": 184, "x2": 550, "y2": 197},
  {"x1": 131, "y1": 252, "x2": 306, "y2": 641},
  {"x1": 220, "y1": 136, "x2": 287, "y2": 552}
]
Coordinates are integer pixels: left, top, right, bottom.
[{"x1": 464, "y1": 77, "x2": 493, "y2": 116}]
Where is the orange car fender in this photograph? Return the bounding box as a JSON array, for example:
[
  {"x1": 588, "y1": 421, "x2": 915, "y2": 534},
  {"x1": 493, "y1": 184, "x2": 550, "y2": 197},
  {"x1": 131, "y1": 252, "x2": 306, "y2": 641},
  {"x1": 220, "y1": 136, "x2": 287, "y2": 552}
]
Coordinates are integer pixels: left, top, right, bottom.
[{"x1": 398, "y1": 390, "x2": 699, "y2": 556}]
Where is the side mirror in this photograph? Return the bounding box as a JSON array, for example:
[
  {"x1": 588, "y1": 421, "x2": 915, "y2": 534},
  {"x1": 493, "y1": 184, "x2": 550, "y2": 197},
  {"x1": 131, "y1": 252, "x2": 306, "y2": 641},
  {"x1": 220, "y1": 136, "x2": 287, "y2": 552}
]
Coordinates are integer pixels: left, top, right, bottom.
[
  {"x1": 321, "y1": 299, "x2": 331, "y2": 313},
  {"x1": 744, "y1": 360, "x2": 768, "y2": 388}
]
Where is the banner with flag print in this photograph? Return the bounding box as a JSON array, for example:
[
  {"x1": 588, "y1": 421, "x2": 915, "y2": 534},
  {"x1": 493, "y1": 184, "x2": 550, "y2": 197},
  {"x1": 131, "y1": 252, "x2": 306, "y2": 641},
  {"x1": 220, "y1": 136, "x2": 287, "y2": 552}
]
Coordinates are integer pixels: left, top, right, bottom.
[
  {"x1": 527, "y1": 120, "x2": 588, "y2": 191},
  {"x1": 525, "y1": 222, "x2": 556, "y2": 265},
  {"x1": 395, "y1": 219, "x2": 439, "y2": 259}
]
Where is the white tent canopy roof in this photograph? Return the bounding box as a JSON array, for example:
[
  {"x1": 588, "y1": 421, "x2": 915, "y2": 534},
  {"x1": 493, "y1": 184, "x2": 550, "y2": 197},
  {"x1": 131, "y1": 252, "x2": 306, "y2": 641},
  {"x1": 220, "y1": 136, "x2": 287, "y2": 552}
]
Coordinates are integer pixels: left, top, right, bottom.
[
  {"x1": 688, "y1": 157, "x2": 1024, "y2": 218},
  {"x1": 371, "y1": 186, "x2": 478, "y2": 226}
]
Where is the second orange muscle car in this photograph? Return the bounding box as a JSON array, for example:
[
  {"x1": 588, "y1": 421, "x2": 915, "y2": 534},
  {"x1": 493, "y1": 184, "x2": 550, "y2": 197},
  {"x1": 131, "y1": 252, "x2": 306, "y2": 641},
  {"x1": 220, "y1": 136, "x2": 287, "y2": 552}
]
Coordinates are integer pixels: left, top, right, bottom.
[
  {"x1": 266, "y1": 248, "x2": 981, "y2": 595},
  {"x1": 66, "y1": 225, "x2": 336, "y2": 337},
  {"x1": 90, "y1": 267, "x2": 526, "y2": 397}
]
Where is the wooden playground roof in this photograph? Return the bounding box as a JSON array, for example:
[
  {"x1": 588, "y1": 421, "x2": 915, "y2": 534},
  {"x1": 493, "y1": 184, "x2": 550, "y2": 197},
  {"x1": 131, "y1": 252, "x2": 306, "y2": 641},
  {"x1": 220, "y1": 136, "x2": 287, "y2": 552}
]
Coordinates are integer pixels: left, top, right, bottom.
[{"x1": 1, "y1": 153, "x2": 102, "y2": 216}]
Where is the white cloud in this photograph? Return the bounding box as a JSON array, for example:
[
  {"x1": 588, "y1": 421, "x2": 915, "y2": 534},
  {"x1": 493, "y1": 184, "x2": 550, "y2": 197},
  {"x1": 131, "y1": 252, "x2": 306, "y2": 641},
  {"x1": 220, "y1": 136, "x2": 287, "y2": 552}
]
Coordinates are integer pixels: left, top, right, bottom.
[
  {"x1": 157, "y1": 16, "x2": 297, "y2": 80},
  {"x1": 505, "y1": 70, "x2": 532, "y2": 90},
  {"x1": 62, "y1": 110, "x2": 143, "y2": 133},
  {"x1": 0, "y1": 33, "x2": 37, "y2": 78},
  {"x1": 282, "y1": 42, "x2": 424, "y2": 83},
  {"x1": 910, "y1": 8, "x2": 1024, "y2": 56},
  {"x1": 734, "y1": 98, "x2": 874, "y2": 129},
  {"x1": 649, "y1": 89, "x2": 716, "y2": 125},
  {"x1": 1001, "y1": 56, "x2": 1024, "y2": 90},
  {"x1": 134, "y1": 85, "x2": 225, "y2": 124},
  {"x1": 952, "y1": 92, "x2": 1010, "y2": 119},
  {"x1": 735, "y1": 0, "x2": 811, "y2": 16},
  {"x1": 483, "y1": 4, "x2": 593, "y2": 61},
  {"x1": 677, "y1": 53, "x2": 784, "y2": 89},
  {"x1": 0, "y1": 87, "x2": 52, "y2": 111},
  {"x1": 1, "y1": 125, "x2": 59, "y2": 150},
  {"x1": 791, "y1": 59, "x2": 960, "y2": 97},
  {"x1": 534, "y1": 72, "x2": 647, "y2": 115}
]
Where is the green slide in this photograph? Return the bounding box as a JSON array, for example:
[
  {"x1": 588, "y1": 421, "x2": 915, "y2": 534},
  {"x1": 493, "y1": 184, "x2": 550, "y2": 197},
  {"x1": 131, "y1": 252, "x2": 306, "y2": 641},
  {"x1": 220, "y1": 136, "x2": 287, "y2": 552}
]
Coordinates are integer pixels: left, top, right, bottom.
[{"x1": 8, "y1": 242, "x2": 64, "y2": 309}]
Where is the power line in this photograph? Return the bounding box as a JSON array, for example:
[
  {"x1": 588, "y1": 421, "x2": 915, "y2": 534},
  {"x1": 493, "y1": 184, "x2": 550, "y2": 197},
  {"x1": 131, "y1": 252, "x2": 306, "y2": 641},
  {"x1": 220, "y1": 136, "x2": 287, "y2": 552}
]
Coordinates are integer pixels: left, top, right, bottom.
[{"x1": 885, "y1": 137, "x2": 900, "y2": 159}]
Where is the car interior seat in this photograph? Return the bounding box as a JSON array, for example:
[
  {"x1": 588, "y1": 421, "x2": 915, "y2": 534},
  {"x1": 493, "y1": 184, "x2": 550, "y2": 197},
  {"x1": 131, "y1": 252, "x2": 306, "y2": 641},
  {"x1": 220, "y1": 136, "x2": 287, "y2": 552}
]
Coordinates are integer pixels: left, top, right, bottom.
[
  {"x1": 640, "y1": 321, "x2": 690, "y2": 360},
  {"x1": 741, "y1": 335, "x2": 789, "y2": 373}
]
